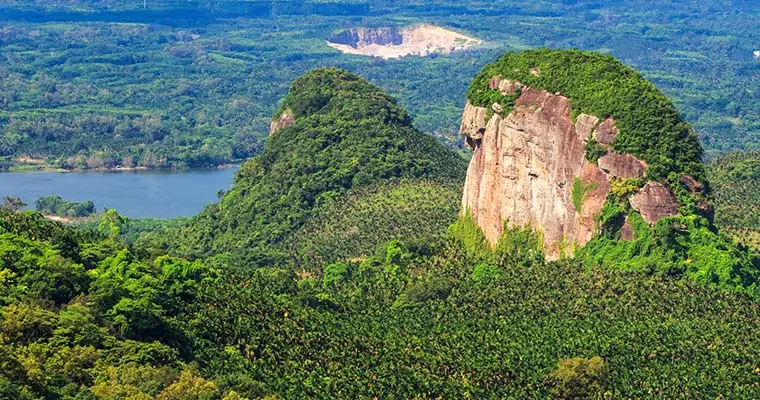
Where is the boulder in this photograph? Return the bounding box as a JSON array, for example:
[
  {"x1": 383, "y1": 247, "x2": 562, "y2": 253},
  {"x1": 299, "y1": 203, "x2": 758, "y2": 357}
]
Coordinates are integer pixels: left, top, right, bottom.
[
  {"x1": 594, "y1": 118, "x2": 618, "y2": 146},
  {"x1": 598, "y1": 152, "x2": 647, "y2": 179},
  {"x1": 269, "y1": 110, "x2": 295, "y2": 136},
  {"x1": 629, "y1": 182, "x2": 679, "y2": 225}
]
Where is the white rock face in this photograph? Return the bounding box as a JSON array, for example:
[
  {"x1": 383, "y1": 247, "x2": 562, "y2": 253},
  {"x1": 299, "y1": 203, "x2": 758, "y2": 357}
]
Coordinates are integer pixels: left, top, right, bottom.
[{"x1": 327, "y1": 24, "x2": 481, "y2": 59}]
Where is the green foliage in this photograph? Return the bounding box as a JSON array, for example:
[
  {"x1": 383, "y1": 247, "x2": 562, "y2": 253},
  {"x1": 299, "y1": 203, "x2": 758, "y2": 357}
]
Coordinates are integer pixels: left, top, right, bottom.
[
  {"x1": 165, "y1": 68, "x2": 467, "y2": 261},
  {"x1": 584, "y1": 137, "x2": 608, "y2": 164},
  {"x1": 35, "y1": 195, "x2": 95, "y2": 218},
  {"x1": 284, "y1": 179, "x2": 463, "y2": 268},
  {"x1": 449, "y1": 212, "x2": 545, "y2": 268},
  {"x1": 467, "y1": 49, "x2": 705, "y2": 182},
  {"x1": 578, "y1": 213, "x2": 760, "y2": 295},
  {"x1": 598, "y1": 202, "x2": 626, "y2": 239},
  {"x1": 471, "y1": 263, "x2": 501, "y2": 284},
  {"x1": 4, "y1": 197, "x2": 760, "y2": 398},
  {"x1": 494, "y1": 223, "x2": 545, "y2": 267},
  {"x1": 184, "y1": 233, "x2": 760, "y2": 398},
  {"x1": 448, "y1": 211, "x2": 491, "y2": 261},
  {"x1": 0, "y1": 209, "x2": 222, "y2": 399},
  {"x1": 547, "y1": 357, "x2": 607, "y2": 400},
  {"x1": 571, "y1": 177, "x2": 597, "y2": 213},
  {"x1": 322, "y1": 262, "x2": 350, "y2": 289}
]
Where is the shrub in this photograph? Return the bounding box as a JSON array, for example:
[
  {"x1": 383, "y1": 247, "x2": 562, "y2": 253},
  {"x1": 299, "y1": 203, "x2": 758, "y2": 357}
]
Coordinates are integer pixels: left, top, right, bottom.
[{"x1": 546, "y1": 356, "x2": 607, "y2": 399}]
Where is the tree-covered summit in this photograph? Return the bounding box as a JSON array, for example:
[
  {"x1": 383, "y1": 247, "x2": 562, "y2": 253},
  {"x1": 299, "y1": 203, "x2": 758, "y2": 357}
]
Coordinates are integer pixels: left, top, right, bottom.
[
  {"x1": 467, "y1": 49, "x2": 705, "y2": 181},
  {"x1": 164, "y1": 68, "x2": 467, "y2": 261}
]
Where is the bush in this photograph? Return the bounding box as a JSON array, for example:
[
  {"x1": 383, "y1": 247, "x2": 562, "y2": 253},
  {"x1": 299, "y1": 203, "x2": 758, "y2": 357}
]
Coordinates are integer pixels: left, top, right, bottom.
[{"x1": 547, "y1": 356, "x2": 607, "y2": 399}]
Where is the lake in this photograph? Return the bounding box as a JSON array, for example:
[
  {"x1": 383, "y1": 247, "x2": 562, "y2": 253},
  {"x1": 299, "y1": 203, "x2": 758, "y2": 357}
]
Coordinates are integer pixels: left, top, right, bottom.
[{"x1": 0, "y1": 166, "x2": 239, "y2": 219}]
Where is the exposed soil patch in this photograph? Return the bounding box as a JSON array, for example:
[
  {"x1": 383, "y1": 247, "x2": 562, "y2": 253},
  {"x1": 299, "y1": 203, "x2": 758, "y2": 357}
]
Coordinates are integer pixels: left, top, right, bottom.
[{"x1": 327, "y1": 24, "x2": 481, "y2": 59}]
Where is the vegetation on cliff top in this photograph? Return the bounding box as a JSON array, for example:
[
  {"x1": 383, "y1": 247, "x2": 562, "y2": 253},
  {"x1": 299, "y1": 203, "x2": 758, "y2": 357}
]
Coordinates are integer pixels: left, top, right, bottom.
[{"x1": 467, "y1": 49, "x2": 705, "y2": 182}]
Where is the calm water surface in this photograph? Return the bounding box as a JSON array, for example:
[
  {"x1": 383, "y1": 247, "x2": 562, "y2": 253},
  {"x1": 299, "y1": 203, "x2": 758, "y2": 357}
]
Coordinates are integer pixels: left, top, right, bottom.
[{"x1": 0, "y1": 166, "x2": 239, "y2": 218}]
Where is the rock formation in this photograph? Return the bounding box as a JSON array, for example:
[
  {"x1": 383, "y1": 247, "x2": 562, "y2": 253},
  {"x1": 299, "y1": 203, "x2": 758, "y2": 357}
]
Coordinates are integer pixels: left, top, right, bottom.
[
  {"x1": 326, "y1": 24, "x2": 480, "y2": 59},
  {"x1": 628, "y1": 182, "x2": 679, "y2": 225},
  {"x1": 460, "y1": 78, "x2": 684, "y2": 258},
  {"x1": 329, "y1": 28, "x2": 403, "y2": 49},
  {"x1": 598, "y1": 152, "x2": 647, "y2": 179},
  {"x1": 269, "y1": 109, "x2": 295, "y2": 136}
]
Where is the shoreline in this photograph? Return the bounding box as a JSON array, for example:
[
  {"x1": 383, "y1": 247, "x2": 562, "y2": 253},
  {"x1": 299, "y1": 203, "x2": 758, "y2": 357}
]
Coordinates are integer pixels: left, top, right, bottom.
[{"x1": 2, "y1": 162, "x2": 242, "y2": 174}]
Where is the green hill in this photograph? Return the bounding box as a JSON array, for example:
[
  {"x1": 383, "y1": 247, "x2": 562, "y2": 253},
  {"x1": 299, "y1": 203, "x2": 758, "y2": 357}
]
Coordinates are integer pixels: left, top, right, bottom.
[{"x1": 154, "y1": 68, "x2": 467, "y2": 262}]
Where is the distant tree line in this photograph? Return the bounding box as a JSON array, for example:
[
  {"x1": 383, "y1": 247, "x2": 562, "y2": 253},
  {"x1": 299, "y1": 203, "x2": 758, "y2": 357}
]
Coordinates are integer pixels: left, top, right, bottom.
[{"x1": 35, "y1": 195, "x2": 96, "y2": 217}]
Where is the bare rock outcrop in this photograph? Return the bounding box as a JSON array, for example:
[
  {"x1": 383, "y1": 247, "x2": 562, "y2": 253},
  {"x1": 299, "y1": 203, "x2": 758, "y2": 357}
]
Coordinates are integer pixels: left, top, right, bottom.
[
  {"x1": 269, "y1": 110, "x2": 295, "y2": 136},
  {"x1": 598, "y1": 152, "x2": 647, "y2": 179},
  {"x1": 461, "y1": 85, "x2": 612, "y2": 258},
  {"x1": 594, "y1": 118, "x2": 618, "y2": 145},
  {"x1": 629, "y1": 182, "x2": 679, "y2": 225},
  {"x1": 329, "y1": 27, "x2": 403, "y2": 49},
  {"x1": 460, "y1": 101, "x2": 487, "y2": 148}
]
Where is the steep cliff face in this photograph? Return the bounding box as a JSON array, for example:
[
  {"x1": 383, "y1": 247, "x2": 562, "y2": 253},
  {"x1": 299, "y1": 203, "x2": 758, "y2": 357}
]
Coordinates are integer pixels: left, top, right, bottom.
[
  {"x1": 461, "y1": 84, "x2": 618, "y2": 257},
  {"x1": 460, "y1": 50, "x2": 710, "y2": 259},
  {"x1": 327, "y1": 24, "x2": 480, "y2": 59},
  {"x1": 329, "y1": 28, "x2": 403, "y2": 49}
]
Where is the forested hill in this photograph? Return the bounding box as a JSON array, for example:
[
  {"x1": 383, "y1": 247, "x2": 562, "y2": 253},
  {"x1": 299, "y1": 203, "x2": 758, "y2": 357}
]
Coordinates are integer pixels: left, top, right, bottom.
[{"x1": 145, "y1": 68, "x2": 467, "y2": 263}]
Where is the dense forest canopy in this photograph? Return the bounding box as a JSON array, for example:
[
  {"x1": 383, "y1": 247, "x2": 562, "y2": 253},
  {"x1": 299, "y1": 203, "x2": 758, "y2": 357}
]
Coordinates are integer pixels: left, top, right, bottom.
[
  {"x1": 1, "y1": 59, "x2": 760, "y2": 397},
  {"x1": 4, "y1": 199, "x2": 760, "y2": 398},
  {"x1": 0, "y1": 0, "x2": 759, "y2": 170},
  {"x1": 708, "y1": 151, "x2": 760, "y2": 248}
]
